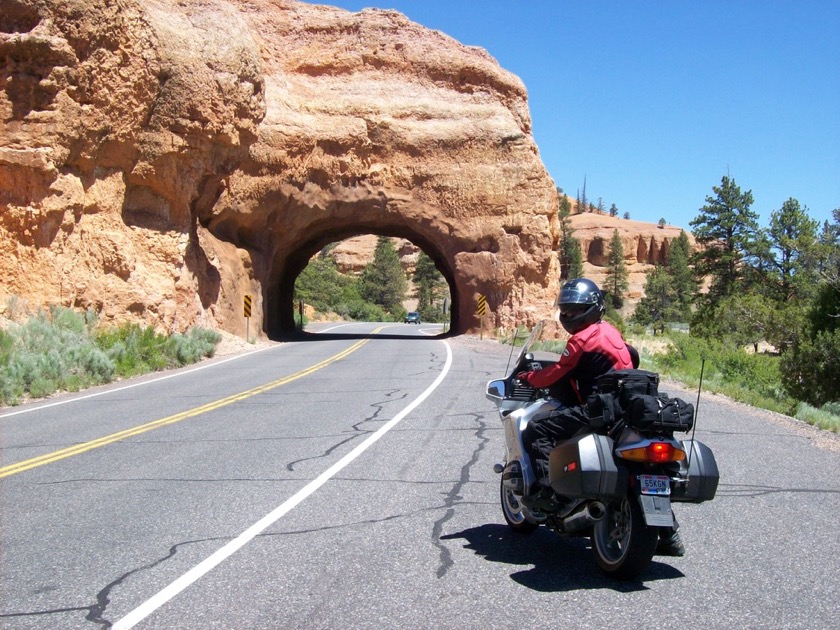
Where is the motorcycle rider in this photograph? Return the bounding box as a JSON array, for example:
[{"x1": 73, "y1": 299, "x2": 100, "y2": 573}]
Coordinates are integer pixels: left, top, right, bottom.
[{"x1": 517, "y1": 277, "x2": 685, "y2": 556}]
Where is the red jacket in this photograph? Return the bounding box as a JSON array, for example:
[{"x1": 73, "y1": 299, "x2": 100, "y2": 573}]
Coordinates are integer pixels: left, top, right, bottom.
[{"x1": 521, "y1": 321, "x2": 633, "y2": 405}]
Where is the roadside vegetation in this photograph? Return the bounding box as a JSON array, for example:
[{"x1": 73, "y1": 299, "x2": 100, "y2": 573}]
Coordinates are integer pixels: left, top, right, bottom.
[{"x1": 0, "y1": 305, "x2": 220, "y2": 407}]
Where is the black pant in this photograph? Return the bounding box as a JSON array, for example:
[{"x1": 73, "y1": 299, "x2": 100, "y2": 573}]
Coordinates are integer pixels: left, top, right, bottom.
[{"x1": 523, "y1": 405, "x2": 591, "y2": 481}]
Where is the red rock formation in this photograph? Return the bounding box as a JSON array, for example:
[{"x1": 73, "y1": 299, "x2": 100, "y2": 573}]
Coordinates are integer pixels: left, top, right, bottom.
[
  {"x1": 0, "y1": 0, "x2": 692, "y2": 338},
  {"x1": 569, "y1": 212, "x2": 698, "y2": 307}
]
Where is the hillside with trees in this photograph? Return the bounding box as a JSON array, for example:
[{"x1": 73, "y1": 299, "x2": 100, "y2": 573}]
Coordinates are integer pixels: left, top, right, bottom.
[{"x1": 629, "y1": 176, "x2": 839, "y2": 422}]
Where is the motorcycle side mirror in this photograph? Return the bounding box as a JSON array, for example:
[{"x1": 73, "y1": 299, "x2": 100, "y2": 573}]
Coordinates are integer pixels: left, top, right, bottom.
[{"x1": 486, "y1": 379, "x2": 506, "y2": 402}]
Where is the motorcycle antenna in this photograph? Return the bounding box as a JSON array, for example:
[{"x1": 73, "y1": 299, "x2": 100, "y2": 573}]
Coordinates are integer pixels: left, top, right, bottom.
[{"x1": 687, "y1": 357, "x2": 705, "y2": 468}]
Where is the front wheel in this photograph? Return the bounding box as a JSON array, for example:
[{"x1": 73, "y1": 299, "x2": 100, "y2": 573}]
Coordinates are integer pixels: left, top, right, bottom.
[
  {"x1": 500, "y1": 477, "x2": 538, "y2": 533},
  {"x1": 591, "y1": 495, "x2": 658, "y2": 579}
]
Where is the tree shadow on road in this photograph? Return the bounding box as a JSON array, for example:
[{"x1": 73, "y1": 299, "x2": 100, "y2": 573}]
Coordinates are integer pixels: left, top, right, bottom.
[{"x1": 440, "y1": 523, "x2": 684, "y2": 592}]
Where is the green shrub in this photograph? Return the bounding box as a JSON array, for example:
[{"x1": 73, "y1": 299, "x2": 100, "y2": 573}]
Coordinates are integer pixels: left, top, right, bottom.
[
  {"x1": 0, "y1": 306, "x2": 221, "y2": 406},
  {"x1": 0, "y1": 307, "x2": 116, "y2": 404},
  {"x1": 94, "y1": 323, "x2": 166, "y2": 376},
  {"x1": 166, "y1": 328, "x2": 221, "y2": 365},
  {"x1": 532, "y1": 339, "x2": 567, "y2": 354},
  {"x1": 795, "y1": 402, "x2": 840, "y2": 433},
  {"x1": 335, "y1": 299, "x2": 389, "y2": 322},
  {"x1": 822, "y1": 402, "x2": 840, "y2": 416},
  {"x1": 29, "y1": 376, "x2": 57, "y2": 400},
  {"x1": 0, "y1": 328, "x2": 15, "y2": 367},
  {"x1": 645, "y1": 332, "x2": 796, "y2": 415},
  {"x1": 780, "y1": 328, "x2": 840, "y2": 407}
]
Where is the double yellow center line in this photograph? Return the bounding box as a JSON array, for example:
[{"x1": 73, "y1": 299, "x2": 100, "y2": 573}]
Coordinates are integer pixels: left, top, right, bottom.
[{"x1": 0, "y1": 334, "x2": 376, "y2": 480}]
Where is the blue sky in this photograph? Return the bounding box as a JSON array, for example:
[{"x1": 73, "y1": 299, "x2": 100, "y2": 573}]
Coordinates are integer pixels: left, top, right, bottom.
[{"x1": 312, "y1": 1, "x2": 839, "y2": 231}]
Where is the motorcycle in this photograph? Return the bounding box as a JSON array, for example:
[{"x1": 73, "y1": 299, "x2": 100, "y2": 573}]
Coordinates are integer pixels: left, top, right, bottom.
[{"x1": 486, "y1": 322, "x2": 719, "y2": 579}]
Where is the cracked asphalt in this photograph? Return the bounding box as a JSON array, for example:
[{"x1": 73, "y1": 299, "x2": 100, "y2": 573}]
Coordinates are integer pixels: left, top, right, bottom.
[{"x1": 1, "y1": 322, "x2": 838, "y2": 629}]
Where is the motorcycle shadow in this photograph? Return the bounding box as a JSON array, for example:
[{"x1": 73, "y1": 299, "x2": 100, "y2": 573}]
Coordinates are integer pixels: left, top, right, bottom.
[{"x1": 440, "y1": 523, "x2": 684, "y2": 592}]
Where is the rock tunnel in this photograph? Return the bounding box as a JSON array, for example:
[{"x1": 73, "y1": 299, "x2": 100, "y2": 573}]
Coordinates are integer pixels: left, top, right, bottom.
[{"x1": 268, "y1": 223, "x2": 459, "y2": 338}]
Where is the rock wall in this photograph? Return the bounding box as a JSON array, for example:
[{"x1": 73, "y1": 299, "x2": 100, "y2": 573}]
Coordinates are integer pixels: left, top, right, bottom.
[
  {"x1": 1, "y1": 0, "x2": 265, "y2": 332},
  {"x1": 0, "y1": 0, "x2": 690, "y2": 338}
]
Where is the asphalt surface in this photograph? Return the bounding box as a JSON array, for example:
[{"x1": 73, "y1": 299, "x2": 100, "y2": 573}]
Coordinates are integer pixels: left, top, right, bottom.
[{"x1": 1, "y1": 321, "x2": 838, "y2": 629}]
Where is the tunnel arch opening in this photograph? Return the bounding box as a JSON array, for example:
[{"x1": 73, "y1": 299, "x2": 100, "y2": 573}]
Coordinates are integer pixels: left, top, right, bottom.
[{"x1": 266, "y1": 225, "x2": 460, "y2": 339}]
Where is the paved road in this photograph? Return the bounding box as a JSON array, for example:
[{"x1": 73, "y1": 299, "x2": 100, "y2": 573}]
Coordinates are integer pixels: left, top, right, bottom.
[{"x1": 1, "y1": 322, "x2": 838, "y2": 629}]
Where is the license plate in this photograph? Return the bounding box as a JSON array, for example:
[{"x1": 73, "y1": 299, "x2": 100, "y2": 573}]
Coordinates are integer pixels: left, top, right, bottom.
[{"x1": 639, "y1": 474, "x2": 670, "y2": 496}]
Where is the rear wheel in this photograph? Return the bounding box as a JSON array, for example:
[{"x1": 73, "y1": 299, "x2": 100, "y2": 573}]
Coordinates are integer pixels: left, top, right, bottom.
[
  {"x1": 500, "y1": 477, "x2": 538, "y2": 533},
  {"x1": 591, "y1": 495, "x2": 658, "y2": 579}
]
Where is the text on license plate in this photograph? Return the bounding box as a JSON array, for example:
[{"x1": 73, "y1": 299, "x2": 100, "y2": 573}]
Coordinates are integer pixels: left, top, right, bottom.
[{"x1": 639, "y1": 474, "x2": 671, "y2": 496}]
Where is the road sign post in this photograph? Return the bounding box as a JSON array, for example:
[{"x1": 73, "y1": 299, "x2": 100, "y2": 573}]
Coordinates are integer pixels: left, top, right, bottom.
[
  {"x1": 244, "y1": 294, "x2": 252, "y2": 342},
  {"x1": 476, "y1": 293, "x2": 487, "y2": 339}
]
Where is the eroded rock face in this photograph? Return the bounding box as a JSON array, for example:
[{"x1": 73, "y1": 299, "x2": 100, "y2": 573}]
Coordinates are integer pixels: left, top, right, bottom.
[
  {"x1": 569, "y1": 212, "x2": 699, "y2": 306},
  {"x1": 1, "y1": 0, "x2": 265, "y2": 332},
  {"x1": 0, "y1": 0, "x2": 685, "y2": 338}
]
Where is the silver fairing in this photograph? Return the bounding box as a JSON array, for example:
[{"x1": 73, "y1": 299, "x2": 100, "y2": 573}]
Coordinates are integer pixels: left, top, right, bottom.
[{"x1": 502, "y1": 397, "x2": 562, "y2": 494}]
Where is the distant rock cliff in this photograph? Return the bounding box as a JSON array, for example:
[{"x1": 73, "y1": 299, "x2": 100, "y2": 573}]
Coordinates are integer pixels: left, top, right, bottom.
[{"x1": 569, "y1": 212, "x2": 698, "y2": 306}]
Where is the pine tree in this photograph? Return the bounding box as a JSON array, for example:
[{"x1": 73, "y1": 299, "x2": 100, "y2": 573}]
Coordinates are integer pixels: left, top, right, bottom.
[
  {"x1": 569, "y1": 241, "x2": 584, "y2": 280},
  {"x1": 581, "y1": 176, "x2": 589, "y2": 213},
  {"x1": 604, "y1": 229, "x2": 628, "y2": 309},
  {"x1": 413, "y1": 251, "x2": 446, "y2": 320},
  {"x1": 666, "y1": 230, "x2": 696, "y2": 321},
  {"x1": 743, "y1": 227, "x2": 775, "y2": 297},
  {"x1": 766, "y1": 198, "x2": 819, "y2": 302},
  {"x1": 690, "y1": 175, "x2": 759, "y2": 300},
  {"x1": 779, "y1": 208, "x2": 840, "y2": 406},
  {"x1": 359, "y1": 236, "x2": 407, "y2": 315},
  {"x1": 632, "y1": 266, "x2": 676, "y2": 334},
  {"x1": 817, "y1": 209, "x2": 840, "y2": 288},
  {"x1": 558, "y1": 195, "x2": 583, "y2": 280}
]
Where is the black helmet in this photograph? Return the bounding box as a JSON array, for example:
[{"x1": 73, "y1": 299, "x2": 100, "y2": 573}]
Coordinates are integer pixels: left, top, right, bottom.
[{"x1": 557, "y1": 277, "x2": 605, "y2": 334}]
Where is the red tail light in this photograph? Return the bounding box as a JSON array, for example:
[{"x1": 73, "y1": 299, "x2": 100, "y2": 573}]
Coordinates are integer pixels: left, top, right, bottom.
[{"x1": 618, "y1": 441, "x2": 686, "y2": 463}]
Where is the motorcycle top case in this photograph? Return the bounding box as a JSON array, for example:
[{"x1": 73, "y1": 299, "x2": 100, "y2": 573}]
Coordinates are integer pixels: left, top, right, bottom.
[
  {"x1": 670, "y1": 439, "x2": 720, "y2": 503},
  {"x1": 548, "y1": 433, "x2": 627, "y2": 500}
]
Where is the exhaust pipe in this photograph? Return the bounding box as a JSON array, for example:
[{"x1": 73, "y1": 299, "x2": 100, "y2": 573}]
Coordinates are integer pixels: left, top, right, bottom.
[
  {"x1": 587, "y1": 501, "x2": 606, "y2": 521},
  {"x1": 562, "y1": 501, "x2": 607, "y2": 533}
]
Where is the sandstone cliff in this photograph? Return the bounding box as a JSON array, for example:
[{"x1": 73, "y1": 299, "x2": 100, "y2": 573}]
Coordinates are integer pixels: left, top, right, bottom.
[
  {"x1": 569, "y1": 212, "x2": 697, "y2": 307},
  {"x1": 0, "y1": 0, "x2": 688, "y2": 338}
]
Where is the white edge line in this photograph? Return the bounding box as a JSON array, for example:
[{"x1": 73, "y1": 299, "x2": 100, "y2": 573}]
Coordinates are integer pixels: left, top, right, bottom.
[{"x1": 113, "y1": 339, "x2": 453, "y2": 630}]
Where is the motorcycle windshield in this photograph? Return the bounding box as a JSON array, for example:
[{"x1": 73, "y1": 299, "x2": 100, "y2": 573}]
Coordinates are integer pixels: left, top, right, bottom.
[{"x1": 514, "y1": 321, "x2": 545, "y2": 366}]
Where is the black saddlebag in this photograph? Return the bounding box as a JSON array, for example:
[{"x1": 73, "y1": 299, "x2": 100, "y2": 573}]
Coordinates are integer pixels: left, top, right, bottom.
[
  {"x1": 625, "y1": 394, "x2": 695, "y2": 432},
  {"x1": 596, "y1": 369, "x2": 694, "y2": 433},
  {"x1": 596, "y1": 369, "x2": 660, "y2": 403},
  {"x1": 548, "y1": 434, "x2": 627, "y2": 500},
  {"x1": 670, "y1": 440, "x2": 720, "y2": 503}
]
